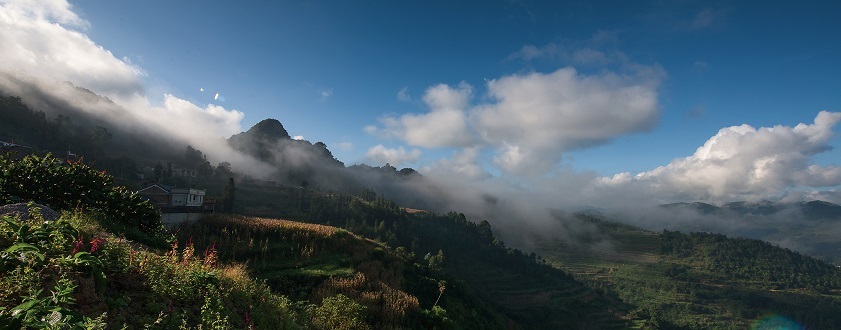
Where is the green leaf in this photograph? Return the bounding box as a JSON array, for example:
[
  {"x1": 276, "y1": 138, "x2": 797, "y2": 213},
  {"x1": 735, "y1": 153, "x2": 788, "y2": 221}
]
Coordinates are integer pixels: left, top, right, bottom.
[
  {"x1": 4, "y1": 242, "x2": 40, "y2": 254},
  {"x1": 73, "y1": 252, "x2": 103, "y2": 268},
  {"x1": 93, "y1": 269, "x2": 107, "y2": 295},
  {"x1": 11, "y1": 298, "x2": 39, "y2": 314},
  {"x1": 2, "y1": 217, "x2": 21, "y2": 233}
]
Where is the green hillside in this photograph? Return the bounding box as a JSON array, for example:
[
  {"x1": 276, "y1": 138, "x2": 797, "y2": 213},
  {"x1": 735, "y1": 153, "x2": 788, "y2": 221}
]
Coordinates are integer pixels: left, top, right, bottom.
[
  {"x1": 534, "y1": 213, "x2": 841, "y2": 329},
  {"x1": 173, "y1": 213, "x2": 505, "y2": 329},
  {"x1": 0, "y1": 153, "x2": 631, "y2": 328},
  {"x1": 278, "y1": 190, "x2": 629, "y2": 328}
]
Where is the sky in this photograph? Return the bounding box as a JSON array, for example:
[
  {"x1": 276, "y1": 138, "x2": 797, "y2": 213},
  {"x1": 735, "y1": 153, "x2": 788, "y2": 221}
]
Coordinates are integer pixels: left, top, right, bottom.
[{"x1": 2, "y1": 0, "x2": 841, "y2": 206}]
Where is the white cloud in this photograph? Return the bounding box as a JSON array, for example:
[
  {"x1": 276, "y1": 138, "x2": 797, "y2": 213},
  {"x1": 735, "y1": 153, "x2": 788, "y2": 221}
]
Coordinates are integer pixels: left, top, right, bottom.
[
  {"x1": 397, "y1": 86, "x2": 411, "y2": 102},
  {"x1": 0, "y1": 0, "x2": 275, "y2": 175},
  {"x1": 475, "y1": 67, "x2": 662, "y2": 175},
  {"x1": 0, "y1": 0, "x2": 145, "y2": 98},
  {"x1": 0, "y1": 0, "x2": 245, "y2": 140},
  {"x1": 595, "y1": 111, "x2": 841, "y2": 203},
  {"x1": 368, "y1": 63, "x2": 663, "y2": 176},
  {"x1": 292, "y1": 135, "x2": 305, "y2": 140},
  {"x1": 369, "y1": 82, "x2": 474, "y2": 148},
  {"x1": 1, "y1": 0, "x2": 87, "y2": 27},
  {"x1": 365, "y1": 145, "x2": 421, "y2": 166},
  {"x1": 423, "y1": 147, "x2": 489, "y2": 181},
  {"x1": 491, "y1": 143, "x2": 531, "y2": 174}
]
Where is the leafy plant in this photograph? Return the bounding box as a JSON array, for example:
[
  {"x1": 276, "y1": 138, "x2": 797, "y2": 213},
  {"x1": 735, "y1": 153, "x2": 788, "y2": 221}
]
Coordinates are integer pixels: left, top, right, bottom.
[
  {"x1": 0, "y1": 154, "x2": 162, "y2": 235},
  {"x1": 0, "y1": 277, "x2": 90, "y2": 329}
]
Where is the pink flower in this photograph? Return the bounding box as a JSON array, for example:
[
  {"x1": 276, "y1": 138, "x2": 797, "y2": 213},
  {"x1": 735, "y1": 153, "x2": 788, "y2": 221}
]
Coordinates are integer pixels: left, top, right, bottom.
[
  {"x1": 89, "y1": 237, "x2": 104, "y2": 253},
  {"x1": 72, "y1": 236, "x2": 84, "y2": 254}
]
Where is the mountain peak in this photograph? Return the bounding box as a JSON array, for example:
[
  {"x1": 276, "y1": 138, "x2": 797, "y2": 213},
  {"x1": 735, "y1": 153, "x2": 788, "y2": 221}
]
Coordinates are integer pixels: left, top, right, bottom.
[
  {"x1": 247, "y1": 118, "x2": 290, "y2": 140},
  {"x1": 227, "y1": 119, "x2": 291, "y2": 162}
]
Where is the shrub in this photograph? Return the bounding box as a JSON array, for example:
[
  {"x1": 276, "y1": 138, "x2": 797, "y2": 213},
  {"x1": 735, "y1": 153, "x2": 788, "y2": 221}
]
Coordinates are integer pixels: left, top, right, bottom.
[
  {"x1": 310, "y1": 294, "x2": 370, "y2": 330},
  {"x1": 0, "y1": 154, "x2": 161, "y2": 235}
]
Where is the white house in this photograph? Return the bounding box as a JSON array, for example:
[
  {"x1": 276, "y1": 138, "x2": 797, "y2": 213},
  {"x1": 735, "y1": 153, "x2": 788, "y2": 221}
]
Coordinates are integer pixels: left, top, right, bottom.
[
  {"x1": 170, "y1": 188, "x2": 205, "y2": 207},
  {"x1": 137, "y1": 185, "x2": 211, "y2": 227}
]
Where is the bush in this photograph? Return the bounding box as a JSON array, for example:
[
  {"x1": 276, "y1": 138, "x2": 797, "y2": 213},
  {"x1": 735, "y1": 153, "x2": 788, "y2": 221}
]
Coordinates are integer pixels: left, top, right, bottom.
[
  {"x1": 311, "y1": 294, "x2": 370, "y2": 330},
  {"x1": 0, "y1": 154, "x2": 161, "y2": 235}
]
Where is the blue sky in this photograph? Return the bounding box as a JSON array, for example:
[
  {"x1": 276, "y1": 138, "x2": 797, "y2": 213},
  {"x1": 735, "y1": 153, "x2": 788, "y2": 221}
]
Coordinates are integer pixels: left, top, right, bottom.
[
  {"x1": 2, "y1": 0, "x2": 841, "y2": 204},
  {"x1": 69, "y1": 0, "x2": 841, "y2": 174}
]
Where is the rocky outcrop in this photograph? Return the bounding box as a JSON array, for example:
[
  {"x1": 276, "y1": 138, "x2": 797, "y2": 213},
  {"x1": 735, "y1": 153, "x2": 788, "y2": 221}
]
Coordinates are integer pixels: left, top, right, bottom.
[{"x1": 0, "y1": 202, "x2": 60, "y2": 221}]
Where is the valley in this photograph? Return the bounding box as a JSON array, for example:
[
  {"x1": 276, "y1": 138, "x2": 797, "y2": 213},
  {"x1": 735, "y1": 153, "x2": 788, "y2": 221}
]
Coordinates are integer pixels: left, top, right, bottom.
[{"x1": 4, "y1": 91, "x2": 841, "y2": 329}]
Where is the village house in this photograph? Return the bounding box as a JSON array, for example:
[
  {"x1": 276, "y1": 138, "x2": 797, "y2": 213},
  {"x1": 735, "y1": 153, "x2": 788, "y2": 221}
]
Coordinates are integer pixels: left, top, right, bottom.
[
  {"x1": 138, "y1": 184, "x2": 215, "y2": 227},
  {"x1": 171, "y1": 187, "x2": 205, "y2": 206},
  {"x1": 0, "y1": 141, "x2": 32, "y2": 161}
]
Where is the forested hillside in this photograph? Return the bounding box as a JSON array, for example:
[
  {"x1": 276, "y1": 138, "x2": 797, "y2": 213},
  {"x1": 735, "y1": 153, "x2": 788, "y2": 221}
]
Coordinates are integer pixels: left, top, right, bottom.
[
  {"x1": 535, "y1": 213, "x2": 841, "y2": 329},
  {"x1": 298, "y1": 193, "x2": 627, "y2": 328}
]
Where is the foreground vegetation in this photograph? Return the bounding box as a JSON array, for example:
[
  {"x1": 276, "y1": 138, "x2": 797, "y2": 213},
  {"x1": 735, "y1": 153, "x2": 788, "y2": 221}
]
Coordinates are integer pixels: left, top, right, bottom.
[{"x1": 0, "y1": 209, "x2": 307, "y2": 329}]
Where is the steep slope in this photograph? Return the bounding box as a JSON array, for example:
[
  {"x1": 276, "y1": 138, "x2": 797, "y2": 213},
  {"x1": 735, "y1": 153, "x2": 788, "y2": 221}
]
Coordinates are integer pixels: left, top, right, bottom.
[
  {"x1": 174, "y1": 213, "x2": 507, "y2": 329},
  {"x1": 297, "y1": 192, "x2": 629, "y2": 329}
]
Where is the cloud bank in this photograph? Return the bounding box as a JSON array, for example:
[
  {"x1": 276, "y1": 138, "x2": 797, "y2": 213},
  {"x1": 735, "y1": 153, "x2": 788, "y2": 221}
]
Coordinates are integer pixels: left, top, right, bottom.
[
  {"x1": 368, "y1": 65, "x2": 663, "y2": 176},
  {"x1": 0, "y1": 0, "x2": 272, "y2": 175},
  {"x1": 594, "y1": 111, "x2": 841, "y2": 204},
  {"x1": 365, "y1": 145, "x2": 421, "y2": 167}
]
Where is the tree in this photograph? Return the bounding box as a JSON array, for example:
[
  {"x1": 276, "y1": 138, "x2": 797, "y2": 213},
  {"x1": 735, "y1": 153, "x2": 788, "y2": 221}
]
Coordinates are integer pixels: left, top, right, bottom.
[
  {"x1": 197, "y1": 160, "x2": 213, "y2": 177},
  {"x1": 478, "y1": 220, "x2": 494, "y2": 243},
  {"x1": 154, "y1": 162, "x2": 164, "y2": 183},
  {"x1": 88, "y1": 125, "x2": 112, "y2": 160},
  {"x1": 183, "y1": 145, "x2": 204, "y2": 169},
  {"x1": 221, "y1": 177, "x2": 235, "y2": 213},
  {"x1": 426, "y1": 250, "x2": 445, "y2": 271},
  {"x1": 433, "y1": 280, "x2": 446, "y2": 307},
  {"x1": 214, "y1": 162, "x2": 232, "y2": 178}
]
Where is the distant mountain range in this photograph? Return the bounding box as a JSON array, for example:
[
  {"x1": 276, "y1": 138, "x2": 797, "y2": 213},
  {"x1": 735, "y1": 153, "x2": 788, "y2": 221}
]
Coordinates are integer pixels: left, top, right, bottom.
[{"x1": 660, "y1": 200, "x2": 841, "y2": 221}]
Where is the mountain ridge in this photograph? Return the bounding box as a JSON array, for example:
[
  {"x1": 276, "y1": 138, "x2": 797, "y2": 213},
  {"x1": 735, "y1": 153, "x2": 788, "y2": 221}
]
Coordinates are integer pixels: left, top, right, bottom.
[{"x1": 660, "y1": 199, "x2": 841, "y2": 220}]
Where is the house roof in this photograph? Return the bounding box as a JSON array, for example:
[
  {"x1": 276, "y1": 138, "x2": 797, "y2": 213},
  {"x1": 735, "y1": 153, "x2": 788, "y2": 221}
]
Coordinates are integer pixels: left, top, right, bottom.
[
  {"x1": 171, "y1": 188, "x2": 206, "y2": 195},
  {"x1": 0, "y1": 141, "x2": 31, "y2": 149},
  {"x1": 138, "y1": 184, "x2": 172, "y2": 194},
  {"x1": 139, "y1": 185, "x2": 205, "y2": 195}
]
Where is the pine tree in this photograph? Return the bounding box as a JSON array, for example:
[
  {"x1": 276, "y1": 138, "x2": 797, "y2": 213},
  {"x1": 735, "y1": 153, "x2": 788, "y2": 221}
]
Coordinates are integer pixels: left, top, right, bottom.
[{"x1": 222, "y1": 177, "x2": 236, "y2": 213}]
